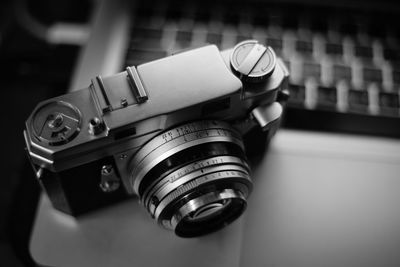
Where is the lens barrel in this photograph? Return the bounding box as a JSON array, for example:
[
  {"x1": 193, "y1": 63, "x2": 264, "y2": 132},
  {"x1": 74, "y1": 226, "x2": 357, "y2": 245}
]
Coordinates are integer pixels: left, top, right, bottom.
[{"x1": 129, "y1": 120, "x2": 252, "y2": 237}]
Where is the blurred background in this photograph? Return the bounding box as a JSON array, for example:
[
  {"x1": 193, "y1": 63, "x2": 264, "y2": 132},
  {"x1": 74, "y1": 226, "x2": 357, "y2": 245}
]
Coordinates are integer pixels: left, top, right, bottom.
[
  {"x1": 2, "y1": 0, "x2": 400, "y2": 265},
  {"x1": 1, "y1": 0, "x2": 92, "y2": 265}
]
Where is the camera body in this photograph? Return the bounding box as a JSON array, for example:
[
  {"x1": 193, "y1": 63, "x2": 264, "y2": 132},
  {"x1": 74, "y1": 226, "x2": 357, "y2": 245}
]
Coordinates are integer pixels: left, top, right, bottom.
[{"x1": 24, "y1": 40, "x2": 289, "y2": 237}]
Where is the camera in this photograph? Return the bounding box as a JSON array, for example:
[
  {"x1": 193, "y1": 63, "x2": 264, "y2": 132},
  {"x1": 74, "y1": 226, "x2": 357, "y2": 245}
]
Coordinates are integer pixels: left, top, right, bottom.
[{"x1": 24, "y1": 40, "x2": 289, "y2": 237}]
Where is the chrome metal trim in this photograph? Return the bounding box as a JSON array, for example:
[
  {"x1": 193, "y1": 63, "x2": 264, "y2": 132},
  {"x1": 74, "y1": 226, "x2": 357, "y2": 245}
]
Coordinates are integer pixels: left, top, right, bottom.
[
  {"x1": 141, "y1": 155, "x2": 249, "y2": 207},
  {"x1": 147, "y1": 163, "x2": 249, "y2": 216},
  {"x1": 130, "y1": 121, "x2": 244, "y2": 194},
  {"x1": 154, "y1": 170, "x2": 251, "y2": 221}
]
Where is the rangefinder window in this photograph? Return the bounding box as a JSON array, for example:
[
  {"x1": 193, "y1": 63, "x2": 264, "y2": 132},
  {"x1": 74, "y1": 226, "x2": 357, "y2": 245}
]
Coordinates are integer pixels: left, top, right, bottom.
[{"x1": 201, "y1": 97, "x2": 231, "y2": 116}]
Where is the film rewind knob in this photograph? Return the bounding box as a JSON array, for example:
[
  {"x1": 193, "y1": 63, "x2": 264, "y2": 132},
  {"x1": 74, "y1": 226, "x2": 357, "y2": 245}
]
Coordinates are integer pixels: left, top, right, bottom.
[{"x1": 230, "y1": 40, "x2": 277, "y2": 83}]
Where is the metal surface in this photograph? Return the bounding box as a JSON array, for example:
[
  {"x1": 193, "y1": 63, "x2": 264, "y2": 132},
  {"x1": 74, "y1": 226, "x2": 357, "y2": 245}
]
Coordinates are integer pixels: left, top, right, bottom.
[
  {"x1": 88, "y1": 117, "x2": 105, "y2": 135},
  {"x1": 126, "y1": 66, "x2": 148, "y2": 103},
  {"x1": 170, "y1": 189, "x2": 244, "y2": 229},
  {"x1": 230, "y1": 40, "x2": 277, "y2": 83},
  {"x1": 156, "y1": 170, "x2": 250, "y2": 228},
  {"x1": 128, "y1": 120, "x2": 252, "y2": 235},
  {"x1": 142, "y1": 156, "x2": 249, "y2": 211},
  {"x1": 130, "y1": 121, "x2": 244, "y2": 194},
  {"x1": 251, "y1": 102, "x2": 283, "y2": 131},
  {"x1": 99, "y1": 165, "x2": 120, "y2": 193}
]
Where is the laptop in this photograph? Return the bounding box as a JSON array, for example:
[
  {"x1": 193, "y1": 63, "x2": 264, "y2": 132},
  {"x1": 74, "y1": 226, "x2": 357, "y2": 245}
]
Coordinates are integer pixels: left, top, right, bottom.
[{"x1": 30, "y1": 0, "x2": 400, "y2": 266}]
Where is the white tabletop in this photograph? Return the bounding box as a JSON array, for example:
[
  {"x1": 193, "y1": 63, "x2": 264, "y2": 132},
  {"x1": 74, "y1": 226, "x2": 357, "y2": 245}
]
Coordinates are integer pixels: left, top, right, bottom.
[{"x1": 30, "y1": 130, "x2": 400, "y2": 267}]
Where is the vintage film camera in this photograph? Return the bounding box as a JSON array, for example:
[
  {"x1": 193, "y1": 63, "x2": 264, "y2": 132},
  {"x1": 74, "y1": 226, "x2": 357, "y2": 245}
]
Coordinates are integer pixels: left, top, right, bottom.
[{"x1": 24, "y1": 40, "x2": 289, "y2": 237}]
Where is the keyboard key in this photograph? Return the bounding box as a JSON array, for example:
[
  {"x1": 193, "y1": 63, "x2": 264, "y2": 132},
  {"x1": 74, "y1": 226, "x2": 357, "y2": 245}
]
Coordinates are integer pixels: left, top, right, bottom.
[
  {"x1": 303, "y1": 62, "x2": 321, "y2": 80},
  {"x1": 379, "y1": 91, "x2": 400, "y2": 116},
  {"x1": 129, "y1": 40, "x2": 163, "y2": 51},
  {"x1": 296, "y1": 40, "x2": 313, "y2": 54},
  {"x1": 176, "y1": 30, "x2": 192, "y2": 47},
  {"x1": 333, "y1": 64, "x2": 351, "y2": 82},
  {"x1": 326, "y1": 42, "x2": 343, "y2": 56},
  {"x1": 206, "y1": 32, "x2": 222, "y2": 46},
  {"x1": 393, "y1": 69, "x2": 400, "y2": 85},
  {"x1": 130, "y1": 28, "x2": 164, "y2": 51},
  {"x1": 348, "y1": 89, "x2": 369, "y2": 113},
  {"x1": 131, "y1": 27, "x2": 163, "y2": 40},
  {"x1": 355, "y1": 45, "x2": 373, "y2": 59},
  {"x1": 383, "y1": 48, "x2": 400, "y2": 62},
  {"x1": 317, "y1": 86, "x2": 337, "y2": 110},
  {"x1": 363, "y1": 67, "x2": 383, "y2": 84},
  {"x1": 126, "y1": 49, "x2": 167, "y2": 66},
  {"x1": 288, "y1": 84, "x2": 305, "y2": 107}
]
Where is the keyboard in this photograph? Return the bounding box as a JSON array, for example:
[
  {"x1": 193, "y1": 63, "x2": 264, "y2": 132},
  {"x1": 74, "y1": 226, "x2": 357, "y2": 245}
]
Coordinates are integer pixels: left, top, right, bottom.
[{"x1": 125, "y1": 0, "x2": 400, "y2": 138}]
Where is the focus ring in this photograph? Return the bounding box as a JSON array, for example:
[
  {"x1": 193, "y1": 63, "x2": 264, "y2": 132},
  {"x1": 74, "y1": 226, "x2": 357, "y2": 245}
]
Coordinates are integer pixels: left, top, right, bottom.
[{"x1": 130, "y1": 120, "x2": 244, "y2": 194}]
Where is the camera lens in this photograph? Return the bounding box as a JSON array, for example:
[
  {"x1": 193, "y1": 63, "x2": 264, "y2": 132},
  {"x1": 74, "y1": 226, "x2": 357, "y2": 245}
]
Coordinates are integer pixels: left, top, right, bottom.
[{"x1": 129, "y1": 120, "x2": 252, "y2": 237}]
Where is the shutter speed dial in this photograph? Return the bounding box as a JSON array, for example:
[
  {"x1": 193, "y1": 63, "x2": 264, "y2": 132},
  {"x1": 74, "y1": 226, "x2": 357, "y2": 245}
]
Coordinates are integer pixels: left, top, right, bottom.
[{"x1": 230, "y1": 40, "x2": 277, "y2": 83}]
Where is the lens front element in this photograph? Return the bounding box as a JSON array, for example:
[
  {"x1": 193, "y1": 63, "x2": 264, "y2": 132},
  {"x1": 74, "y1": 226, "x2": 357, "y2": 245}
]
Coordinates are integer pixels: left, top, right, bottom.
[{"x1": 130, "y1": 120, "x2": 252, "y2": 237}]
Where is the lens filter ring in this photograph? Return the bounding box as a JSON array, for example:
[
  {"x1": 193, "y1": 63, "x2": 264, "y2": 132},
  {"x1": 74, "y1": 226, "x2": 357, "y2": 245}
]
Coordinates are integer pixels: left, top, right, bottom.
[{"x1": 170, "y1": 189, "x2": 246, "y2": 237}]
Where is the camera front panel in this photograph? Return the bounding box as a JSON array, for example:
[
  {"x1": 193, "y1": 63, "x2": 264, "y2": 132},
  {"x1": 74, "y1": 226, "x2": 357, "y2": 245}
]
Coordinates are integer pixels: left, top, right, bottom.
[{"x1": 38, "y1": 156, "x2": 128, "y2": 216}]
